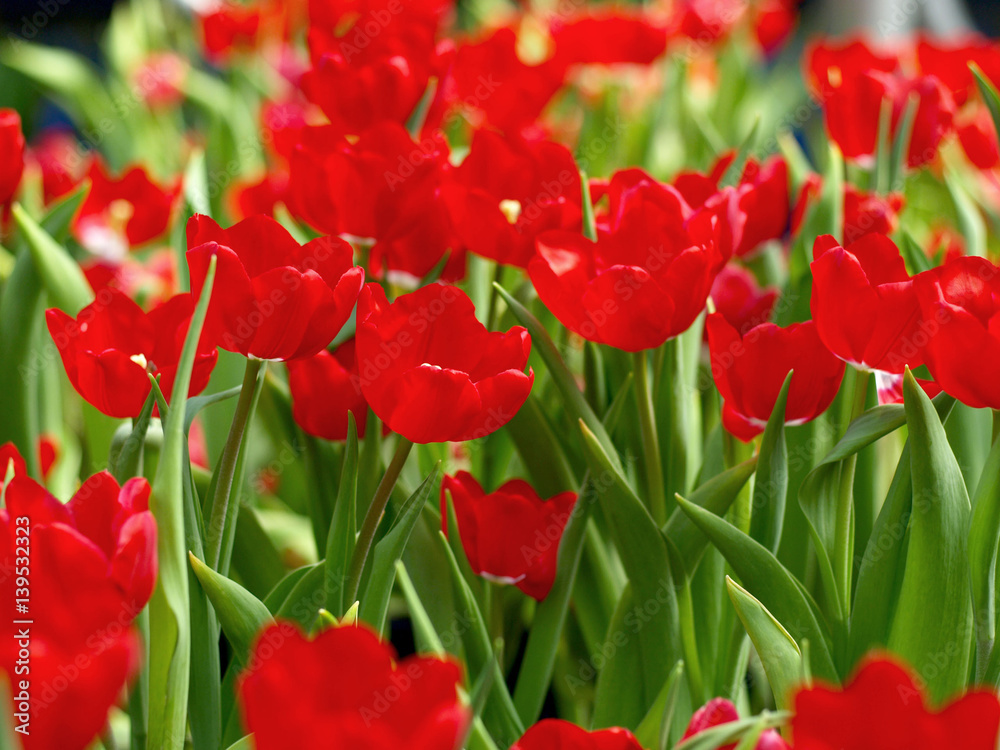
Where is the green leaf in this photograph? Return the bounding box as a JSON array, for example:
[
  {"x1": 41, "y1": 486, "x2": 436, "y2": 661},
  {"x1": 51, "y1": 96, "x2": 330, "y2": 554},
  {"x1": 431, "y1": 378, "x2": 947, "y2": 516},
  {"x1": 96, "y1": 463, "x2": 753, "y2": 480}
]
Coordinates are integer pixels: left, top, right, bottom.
[
  {"x1": 505, "y1": 393, "x2": 577, "y2": 496},
  {"x1": 359, "y1": 465, "x2": 441, "y2": 635},
  {"x1": 887, "y1": 371, "x2": 973, "y2": 702},
  {"x1": 727, "y1": 577, "x2": 802, "y2": 710},
  {"x1": 673, "y1": 494, "x2": 837, "y2": 681},
  {"x1": 579, "y1": 421, "x2": 680, "y2": 723},
  {"x1": 110, "y1": 390, "x2": 156, "y2": 483},
  {"x1": 11, "y1": 203, "x2": 93, "y2": 315},
  {"x1": 718, "y1": 116, "x2": 761, "y2": 188},
  {"x1": 749, "y1": 373, "x2": 791, "y2": 554},
  {"x1": 633, "y1": 661, "x2": 684, "y2": 750},
  {"x1": 223, "y1": 737, "x2": 254, "y2": 750},
  {"x1": 189, "y1": 553, "x2": 274, "y2": 667},
  {"x1": 969, "y1": 432, "x2": 1000, "y2": 666},
  {"x1": 325, "y1": 413, "x2": 359, "y2": 617},
  {"x1": 146, "y1": 255, "x2": 215, "y2": 749},
  {"x1": 674, "y1": 712, "x2": 790, "y2": 750}
]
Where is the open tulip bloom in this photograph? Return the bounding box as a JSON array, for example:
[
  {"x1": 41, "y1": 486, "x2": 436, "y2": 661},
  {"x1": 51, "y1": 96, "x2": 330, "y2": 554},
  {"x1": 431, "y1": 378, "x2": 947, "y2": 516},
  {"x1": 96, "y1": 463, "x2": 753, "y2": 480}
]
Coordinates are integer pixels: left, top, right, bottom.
[{"x1": 9, "y1": 3, "x2": 1000, "y2": 750}]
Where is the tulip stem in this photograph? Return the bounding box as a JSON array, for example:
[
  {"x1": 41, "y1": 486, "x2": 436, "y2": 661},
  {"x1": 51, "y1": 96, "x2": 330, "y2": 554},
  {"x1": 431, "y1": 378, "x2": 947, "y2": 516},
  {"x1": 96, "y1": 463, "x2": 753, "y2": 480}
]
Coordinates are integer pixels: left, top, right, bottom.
[
  {"x1": 633, "y1": 350, "x2": 668, "y2": 526},
  {"x1": 205, "y1": 357, "x2": 265, "y2": 572},
  {"x1": 346, "y1": 436, "x2": 415, "y2": 604}
]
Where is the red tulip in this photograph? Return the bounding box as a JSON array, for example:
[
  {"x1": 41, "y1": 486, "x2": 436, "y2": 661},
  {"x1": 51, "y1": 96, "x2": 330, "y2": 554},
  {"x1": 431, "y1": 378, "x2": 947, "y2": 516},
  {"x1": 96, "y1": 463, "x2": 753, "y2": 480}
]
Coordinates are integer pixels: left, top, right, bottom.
[
  {"x1": 355, "y1": 282, "x2": 532, "y2": 443},
  {"x1": 710, "y1": 263, "x2": 779, "y2": 336},
  {"x1": 287, "y1": 338, "x2": 375, "y2": 441},
  {"x1": 238, "y1": 622, "x2": 469, "y2": 750},
  {"x1": 874, "y1": 371, "x2": 943, "y2": 406},
  {"x1": 0, "y1": 108, "x2": 25, "y2": 207},
  {"x1": 0, "y1": 472, "x2": 156, "y2": 749},
  {"x1": 441, "y1": 129, "x2": 582, "y2": 268},
  {"x1": 199, "y1": 4, "x2": 263, "y2": 62},
  {"x1": 811, "y1": 233, "x2": 923, "y2": 373},
  {"x1": 82, "y1": 247, "x2": 179, "y2": 310},
  {"x1": 752, "y1": 0, "x2": 797, "y2": 55},
  {"x1": 843, "y1": 185, "x2": 904, "y2": 244},
  {"x1": 442, "y1": 471, "x2": 577, "y2": 600},
  {"x1": 674, "y1": 0, "x2": 746, "y2": 44},
  {"x1": 915, "y1": 35, "x2": 1000, "y2": 108},
  {"x1": 0, "y1": 442, "x2": 27, "y2": 489},
  {"x1": 37, "y1": 434, "x2": 59, "y2": 480},
  {"x1": 530, "y1": 170, "x2": 723, "y2": 352},
  {"x1": 792, "y1": 655, "x2": 1000, "y2": 749},
  {"x1": 229, "y1": 171, "x2": 290, "y2": 220},
  {"x1": 512, "y1": 719, "x2": 642, "y2": 750},
  {"x1": 683, "y1": 698, "x2": 790, "y2": 750},
  {"x1": 805, "y1": 37, "x2": 898, "y2": 99},
  {"x1": 707, "y1": 313, "x2": 845, "y2": 441},
  {"x1": 912, "y1": 255, "x2": 1000, "y2": 409},
  {"x1": 550, "y1": 11, "x2": 668, "y2": 67},
  {"x1": 74, "y1": 159, "x2": 180, "y2": 257},
  {"x1": 46, "y1": 289, "x2": 218, "y2": 419},
  {"x1": 28, "y1": 128, "x2": 87, "y2": 206},
  {"x1": 957, "y1": 105, "x2": 1000, "y2": 170},
  {"x1": 186, "y1": 214, "x2": 364, "y2": 361}
]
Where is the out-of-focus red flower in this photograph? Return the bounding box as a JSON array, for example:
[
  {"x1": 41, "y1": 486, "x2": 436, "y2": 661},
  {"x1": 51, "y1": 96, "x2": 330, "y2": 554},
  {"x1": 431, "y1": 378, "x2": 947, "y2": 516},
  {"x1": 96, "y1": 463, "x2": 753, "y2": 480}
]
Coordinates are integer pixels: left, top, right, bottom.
[
  {"x1": 200, "y1": 4, "x2": 263, "y2": 62},
  {"x1": 957, "y1": 105, "x2": 1000, "y2": 170},
  {"x1": 915, "y1": 35, "x2": 1000, "y2": 108},
  {"x1": 710, "y1": 264, "x2": 778, "y2": 336},
  {"x1": 530, "y1": 170, "x2": 723, "y2": 351},
  {"x1": 0, "y1": 109, "x2": 25, "y2": 207},
  {"x1": 0, "y1": 471, "x2": 156, "y2": 749},
  {"x1": 45, "y1": 289, "x2": 218, "y2": 419},
  {"x1": 673, "y1": 0, "x2": 746, "y2": 45},
  {"x1": 807, "y1": 38, "x2": 955, "y2": 168},
  {"x1": 811, "y1": 234, "x2": 923, "y2": 373},
  {"x1": 441, "y1": 129, "x2": 581, "y2": 268},
  {"x1": 74, "y1": 159, "x2": 180, "y2": 258},
  {"x1": 261, "y1": 99, "x2": 310, "y2": 162},
  {"x1": 927, "y1": 226, "x2": 966, "y2": 264},
  {"x1": 308, "y1": 0, "x2": 453, "y2": 34},
  {"x1": 28, "y1": 129, "x2": 87, "y2": 205},
  {"x1": 238, "y1": 621, "x2": 469, "y2": 750},
  {"x1": 683, "y1": 698, "x2": 790, "y2": 750},
  {"x1": 675, "y1": 153, "x2": 789, "y2": 257},
  {"x1": 131, "y1": 53, "x2": 187, "y2": 108},
  {"x1": 355, "y1": 282, "x2": 533, "y2": 443},
  {"x1": 912, "y1": 255, "x2": 1000, "y2": 409},
  {"x1": 287, "y1": 338, "x2": 378, "y2": 441},
  {"x1": 843, "y1": 185, "x2": 905, "y2": 244},
  {"x1": 550, "y1": 11, "x2": 668, "y2": 67},
  {"x1": 752, "y1": 0, "x2": 797, "y2": 55},
  {"x1": 513, "y1": 719, "x2": 642, "y2": 749},
  {"x1": 37, "y1": 434, "x2": 59, "y2": 480},
  {"x1": 442, "y1": 471, "x2": 576, "y2": 600},
  {"x1": 707, "y1": 313, "x2": 845, "y2": 441},
  {"x1": 443, "y1": 27, "x2": 566, "y2": 134},
  {"x1": 288, "y1": 122, "x2": 460, "y2": 280},
  {"x1": 83, "y1": 248, "x2": 179, "y2": 310},
  {"x1": 228, "y1": 171, "x2": 290, "y2": 220},
  {"x1": 186, "y1": 214, "x2": 364, "y2": 361},
  {"x1": 188, "y1": 416, "x2": 210, "y2": 470},
  {"x1": 792, "y1": 655, "x2": 1000, "y2": 749}
]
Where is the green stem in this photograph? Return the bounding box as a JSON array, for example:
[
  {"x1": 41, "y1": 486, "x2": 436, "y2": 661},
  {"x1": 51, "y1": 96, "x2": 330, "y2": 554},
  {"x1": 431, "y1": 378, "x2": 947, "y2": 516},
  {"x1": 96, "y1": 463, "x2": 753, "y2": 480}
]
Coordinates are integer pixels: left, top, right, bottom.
[
  {"x1": 485, "y1": 263, "x2": 504, "y2": 332},
  {"x1": 345, "y1": 437, "x2": 414, "y2": 603},
  {"x1": 205, "y1": 357, "x2": 265, "y2": 571},
  {"x1": 634, "y1": 350, "x2": 668, "y2": 526},
  {"x1": 834, "y1": 370, "x2": 870, "y2": 618},
  {"x1": 677, "y1": 580, "x2": 706, "y2": 705}
]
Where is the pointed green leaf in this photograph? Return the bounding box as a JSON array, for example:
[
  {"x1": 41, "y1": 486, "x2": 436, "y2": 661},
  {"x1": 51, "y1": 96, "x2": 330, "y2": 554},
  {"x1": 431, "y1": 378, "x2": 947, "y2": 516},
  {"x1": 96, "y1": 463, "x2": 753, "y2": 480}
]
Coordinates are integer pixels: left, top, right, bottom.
[
  {"x1": 325, "y1": 413, "x2": 359, "y2": 616},
  {"x1": 12, "y1": 203, "x2": 92, "y2": 315},
  {"x1": 969, "y1": 432, "x2": 1000, "y2": 658},
  {"x1": 750, "y1": 373, "x2": 792, "y2": 554},
  {"x1": 633, "y1": 660, "x2": 684, "y2": 750}
]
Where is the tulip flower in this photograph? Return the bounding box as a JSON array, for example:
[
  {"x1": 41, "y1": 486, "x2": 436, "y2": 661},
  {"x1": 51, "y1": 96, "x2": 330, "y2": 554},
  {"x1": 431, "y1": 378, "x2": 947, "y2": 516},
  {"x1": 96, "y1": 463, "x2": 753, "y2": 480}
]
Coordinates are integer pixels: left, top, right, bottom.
[
  {"x1": 707, "y1": 313, "x2": 845, "y2": 441},
  {"x1": 683, "y1": 698, "x2": 789, "y2": 749},
  {"x1": 46, "y1": 289, "x2": 218, "y2": 419},
  {"x1": 441, "y1": 129, "x2": 582, "y2": 268},
  {"x1": 550, "y1": 11, "x2": 668, "y2": 67},
  {"x1": 791, "y1": 655, "x2": 1000, "y2": 749},
  {"x1": 238, "y1": 622, "x2": 469, "y2": 750},
  {"x1": 842, "y1": 185, "x2": 904, "y2": 244},
  {"x1": 186, "y1": 214, "x2": 364, "y2": 361},
  {"x1": 957, "y1": 105, "x2": 1000, "y2": 170},
  {"x1": 530, "y1": 170, "x2": 723, "y2": 351},
  {"x1": 199, "y1": 4, "x2": 263, "y2": 62},
  {"x1": 287, "y1": 338, "x2": 376, "y2": 441},
  {"x1": 82, "y1": 248, "x2": 179, "y2": 310},
  {"x1": 810, "y1": 234, "x2": 924, "y2": 374},
  {"x1": 912, "y1": 255, "x2": 1000, "y2": 409},
  {"x1": 0, "y1": 442, "x2": 26, "y2": 489},
  {"x1": 354, "y1": 282, "x2": 533, "y2": 443},
  {"x1": 915, "y1": 35, "x2": 1000, "y2": 107},
  {"x1": 74, "y1": 159, "x2": 180, "y2": 258},
  {"x1": 0, "y1": 108, "x2": 25, "y2": 207},
  {"x1": 442, "y1": 471, "x2": 577, "y2": 600},
  {"x1": 28, "y1": 128, "x2": 87, "y2": 206},
  {"x1": 0, "y1": 472, "x2": 156, "y2": 749},
  {"x1": 511, "y1": 719, "x2": 643, "y2": 749},
  {"x1": 710, "y1": 264, "x2": 779, "y2": 336}
]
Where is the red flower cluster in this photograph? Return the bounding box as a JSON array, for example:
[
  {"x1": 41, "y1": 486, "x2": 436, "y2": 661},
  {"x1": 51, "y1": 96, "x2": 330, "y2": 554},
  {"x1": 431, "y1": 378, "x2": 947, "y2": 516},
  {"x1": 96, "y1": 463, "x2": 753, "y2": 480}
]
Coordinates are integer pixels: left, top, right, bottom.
[
  {"x1": 442, "y1": 472, "x2": 577, "y2": 600},
  {"x1": 238, "y1": 622, "x2": 469, "y2": 750},
  {"x1": 0, "y1": 456, "x2": 156, "y2": 750}
]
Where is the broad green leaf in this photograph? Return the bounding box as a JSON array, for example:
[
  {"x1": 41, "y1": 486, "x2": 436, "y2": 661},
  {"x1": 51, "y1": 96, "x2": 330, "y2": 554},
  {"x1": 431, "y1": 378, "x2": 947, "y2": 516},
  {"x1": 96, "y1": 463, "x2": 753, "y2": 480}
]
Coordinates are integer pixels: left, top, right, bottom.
[
  {"x1": 325, "y1": 414, "x2": 359, "y2": 617},
  {"x1": 970, "y1": 432, "x2": 1000, "y2": 662},
  {"x1": 887, "y1": 371, "x2": 973, "y2": 702},
  {"x1": 223, "y1": 737, "x2": 254, "y2": 750},
  {"x1": 750, "y1": 373, "x2": 792, "y2": 554},
  {"x1": 275, "y1": 562, "x2": 326, "y2": 630},
  {"x1": 727, "y1": 577, "x2": 802, "y2": 710},
  {"x1": 189, "y1": 553, "x2": 274, "y2": 667},
  {"x1": 359, "y1": 466, "x2": 441, "y2": 634},
  {"x1": 147, "y1": 256, "x2": 215, "y2": 749},
  {"x1": 11, "y1": 203, "x2": 92, "y2": 315},
  {"x1": 673, "y1": 494, "x2": 838, "y2": 681}
]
